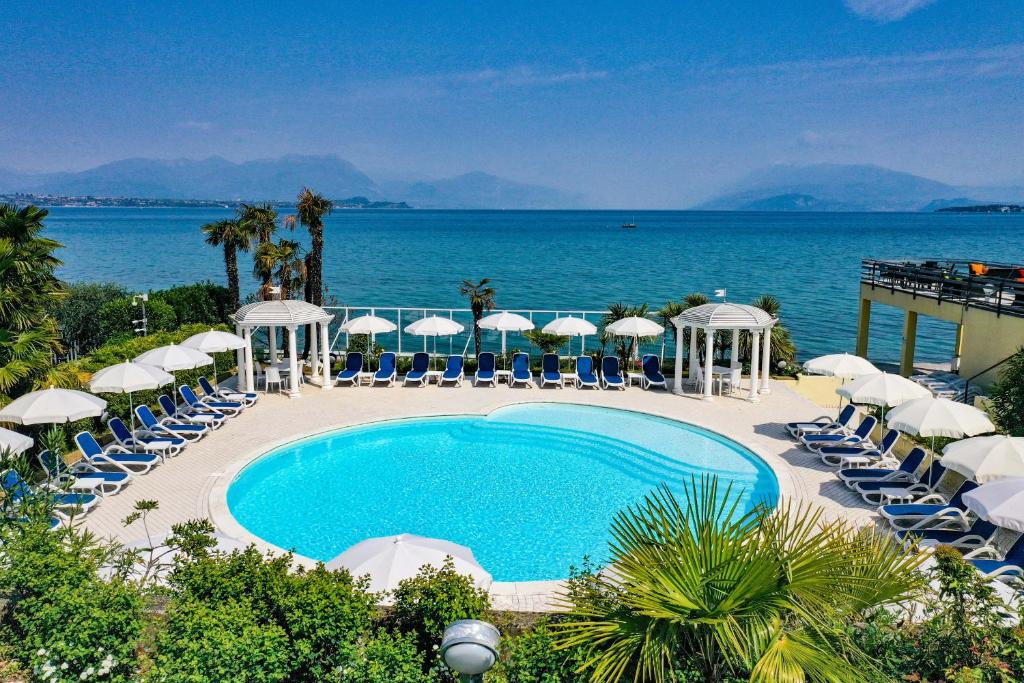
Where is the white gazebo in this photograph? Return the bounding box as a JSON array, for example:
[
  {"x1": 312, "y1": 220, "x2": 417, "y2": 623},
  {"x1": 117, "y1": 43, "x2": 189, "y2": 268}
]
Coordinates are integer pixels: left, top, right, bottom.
[
  {"x1": 232, "y1": 300, "x2": 334, "y2": 397},
  {"x1": 671, "y1": 303, "x2": 775, "y2": 402}
]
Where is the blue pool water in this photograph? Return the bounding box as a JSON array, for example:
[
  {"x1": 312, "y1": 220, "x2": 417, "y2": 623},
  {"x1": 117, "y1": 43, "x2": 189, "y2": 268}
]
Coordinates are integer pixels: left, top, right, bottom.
[{"x1": 227, "y1": 403, "x2": 778, "y2": 581}]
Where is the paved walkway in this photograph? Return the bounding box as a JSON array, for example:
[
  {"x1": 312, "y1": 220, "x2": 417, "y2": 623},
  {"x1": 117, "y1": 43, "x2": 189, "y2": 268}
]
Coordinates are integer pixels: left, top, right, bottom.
[{"x1": 78, "y1": 378, "x2": 878, "y2": 611}]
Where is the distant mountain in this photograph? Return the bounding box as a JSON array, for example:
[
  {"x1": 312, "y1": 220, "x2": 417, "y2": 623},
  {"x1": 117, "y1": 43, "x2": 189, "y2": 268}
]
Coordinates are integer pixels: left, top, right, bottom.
[
  {"x1": 694, "y1": 163, "x2": 1024, "y2": 212},
  {"x1": 0, "y1": 156, "x2": 584, "y2": 209},
  {"x1": 381, "y1": 171, "x2": 587, "y2": 209}
]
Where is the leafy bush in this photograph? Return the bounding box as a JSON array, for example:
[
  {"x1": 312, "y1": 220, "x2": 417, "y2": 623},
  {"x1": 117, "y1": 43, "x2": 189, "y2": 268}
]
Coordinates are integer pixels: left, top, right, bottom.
[
  {"x1": 152, "y1": 282, "x2": 231, "y2": 327},
  {"x1": 50, "y1": 282, "x2": 128, "y2": 352},
  {"x1": 98, "y1": 296, "x2": 177, "y2": 341},
  {"x1": 990, "y1": 346, "x2": 1024, "y2": 435},
  {"x1": 492, "y1": 617, "x2": 588, "y2": 683},
  {"x1": 344, "y1": 630, "x2": 431, "y2": 683}
]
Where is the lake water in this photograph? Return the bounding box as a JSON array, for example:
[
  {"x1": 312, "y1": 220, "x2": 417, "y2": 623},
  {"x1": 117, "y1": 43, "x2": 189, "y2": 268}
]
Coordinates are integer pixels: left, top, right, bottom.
[{"x1": 45, "y1": 207, "x2": 1024, "y2": 363}]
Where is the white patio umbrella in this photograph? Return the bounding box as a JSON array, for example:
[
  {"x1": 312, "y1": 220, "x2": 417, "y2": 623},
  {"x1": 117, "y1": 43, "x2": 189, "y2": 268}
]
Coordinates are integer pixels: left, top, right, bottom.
[
  {"x1": 182, "y1": 330, "x2": 247, "y2": 382},
  {"x1": 835, "y1": 371, "x2": 931, "y2": 430},
  {"x1": 0, "y1": 387, "x2": 107, "y2": 425},
  {"x1": 942, "y1": 436, "x2": 1024, "y2": 484},
  {"x1": 404, "y1": 316, "x2": 465, "y2": 370},
  {"x1": 134, "y1": 344, "x2": 213, "y2": 398},
  {"x1": 90, "y1": 361, "x2": 175, "y2": 430},
  {"x1": 0, "y1": 427, "x2": 33, "y2": 455},
  {"x1": 542, "y1": 316, "x2": 598, "y2": 355},
  {"x1": 885, "y1": 395, "x2": 996, "y2": 473},
  {"x1": 341, "y1": 315, "x2": 399, "y2": 370},
  {"x1": 802, "y1": 353, "x2": 879, "y2": 379},
  {"x1": 963, "y1": 478, "x2": 1024, "y2": 533},
  {"x1": 606, "y1": 317, "x2": 665, "y2": 367},
  {"x1": 325, "y1": 533, "x2": 492, "y2": 594},
  {"x1": 478, "y1": 312, "x2": 534, "y2": 355}
]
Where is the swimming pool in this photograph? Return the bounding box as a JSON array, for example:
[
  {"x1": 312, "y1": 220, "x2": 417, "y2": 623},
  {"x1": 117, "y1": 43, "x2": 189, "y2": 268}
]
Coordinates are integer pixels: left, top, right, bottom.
[{"x1": 227, "y1": 403, "x2": 779, "y2": 582}]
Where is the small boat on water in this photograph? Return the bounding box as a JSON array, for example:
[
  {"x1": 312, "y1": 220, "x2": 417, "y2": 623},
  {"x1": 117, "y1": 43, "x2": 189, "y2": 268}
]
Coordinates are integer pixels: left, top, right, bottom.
[{"x1": 621, "y1": 217, "x2": 637, "y2": 229}]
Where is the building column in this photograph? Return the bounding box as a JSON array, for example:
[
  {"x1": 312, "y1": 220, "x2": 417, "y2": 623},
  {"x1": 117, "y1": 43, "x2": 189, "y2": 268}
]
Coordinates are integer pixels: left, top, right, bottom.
[
  {"x1": 309, "y1": 322, "x2": 319, "y2": 379},
  {"x1": 730, "y1": 329, "x2": 740, "y2": 367},
  {"x1": 287, "y1": 326, "x2": 300, "y2": 398},
  {"x1": 900, "y1": 310, "x2": 918, "y2": 377},
  {"x1": 234, "y1": 324, "x2": 246, "y2": 386},
  {"x1": 268, "y1": 325, "x2": 278, "y2": 363},
  {"x1": 688, "y1": 325, "x2": 698, "y2": 380},
  {"x1": 855, "y1": 299, "x2": 871, "y2": 358},
  {"x1": 760, "y1": 325, "x2": 772, "y2": 394},
  {"x1": 243, "y1": 327, "x2": 255, "y2": 392},
  {"x1": 673, "y1": 324, "x2": 684, "y2": 394},
  {"x1": 702, "y1": 328, "x2": 714, "y2": 401},
  {"x1": 748, "y1": 331, "x2": 761, "y2": 402},
  {"x1": 320, "y1": 321, "x2": 332, "y2": 389}
]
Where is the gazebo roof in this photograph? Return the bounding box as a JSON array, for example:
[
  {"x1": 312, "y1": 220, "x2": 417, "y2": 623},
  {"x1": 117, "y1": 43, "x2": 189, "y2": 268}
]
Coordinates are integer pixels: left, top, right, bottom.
[
  {"x1": 232, "y1": 299, "x2": 334, "y2": 326},
  {"x1": 671, "y1": 302, "x2": 774, "y2": 330}
]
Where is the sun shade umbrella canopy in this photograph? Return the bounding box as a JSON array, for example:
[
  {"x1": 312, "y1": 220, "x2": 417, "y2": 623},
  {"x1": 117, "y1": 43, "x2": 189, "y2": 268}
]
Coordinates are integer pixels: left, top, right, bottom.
[
  {"x1": 478, "y1": 312, "x2": 534, "y2": 357},
  {"x1": 0, "y1": 427, "x2": 33, "y2": 455},
  {"x1": 340, "y1": 315, "x2": 398, "y2": 335},
  {"x1": 182, "y1": 330, "x2": 247, "y2": 384},
  {"x1": 325, "y1": 534, "x2": 492, "y2": 594},
  {"x1": 835, "y1": 372, "x2": 931, "y2": 407},
  {"x1": 802, "y1": 353, "x2": 879, "y2": 379},
  {"x1": 542, "y1": 316, "x2": 598, "y2": 355},
  {"x1": 605, "y1": 316, "x2": 665, "y2": 364},
  {"x1": 90, "y1": 361, "x2": 175, "y2": 430},
  {"x1": 942, "y1": 436, "x2": 1024, "y2": 484},
  {"x1": 134, "y1": 344, "x2": 213, "y2": 400},
  {"x1": 404, "y1": 316, "x2": 466, "y2": 370},
  {"x1": 885, "y1": 397, "x2": 995, "y2": 439},
  {"x1": 963, "y1": 478, "x2": 1024, "y2": 533},
  {"x1": 0, "y1": 387, "x2": 107, "y2": 425}
]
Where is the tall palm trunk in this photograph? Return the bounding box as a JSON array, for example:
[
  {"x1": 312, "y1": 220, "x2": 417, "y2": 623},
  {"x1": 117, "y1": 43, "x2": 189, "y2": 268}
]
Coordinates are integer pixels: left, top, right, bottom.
[
  {"x1": 308, "y1": 223, "x2": 324, "y2": 306},
  {"x1": 472, "y1": 303, "x2": 483, "y2": 356},
  {"x1": 224, "y1": 243, "x2": 240, "y2": 311}
]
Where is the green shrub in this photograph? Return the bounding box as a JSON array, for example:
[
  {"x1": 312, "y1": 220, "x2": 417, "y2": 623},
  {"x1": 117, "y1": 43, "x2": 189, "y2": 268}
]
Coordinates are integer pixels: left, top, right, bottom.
[
  {"x1": 493, "y1": 617, "x2": 588, "y2": 683},
  {"x1": 99, "y1": 296, "x2": 177, "y2": 341},
  {"x1": 990, "y1": 346, "x2": 1024, "y2": 436},
  {"x1": 50, "y1": 282, "x2": 128, "y2": 352},
  {"x1": 344, "y1": 630, "x2": 431, "y2": 683},
  {"x1": 152, "y1": 282, "x2": 231, "y2": 327}
]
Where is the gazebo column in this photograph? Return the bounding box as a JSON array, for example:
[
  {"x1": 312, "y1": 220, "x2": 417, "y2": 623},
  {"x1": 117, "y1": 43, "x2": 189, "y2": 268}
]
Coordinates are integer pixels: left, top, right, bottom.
[
  {"x1": 234, "y1": 324, "x2": 246, "y2": 385},
  {"x1": 672, "y1": 324, "x2": 684, "y2": 394},
  {"x1": 702, "y1": 328, "x2": 714, "y2": 401},
  {"x1": 748, "y1": 331, "x2": 761, "y2": 402},
  {"x1": 243, "y1": 327, "x2": 255, "y2": 393},
  {"x1": 286, "y1": 325, "x2": 300, "y2": 398},
  {"x1": 268, "y1": 325, "x2": 278, "y2": 363},
  {"x1": 730, "y1": 329, "x2": 739, "y2": 367},
  {"x1": 760, "y1": 325, "x2": 772, "y2": 394},
  {"x1": 688, "y1": 325, "x2": 697, "y2": 380},
  {"x1": 309, "y1": 322, "x2": 319, "y2": 379},
  {"x1": 320, "y1": 320, "x2": 332, "y2": 389}
]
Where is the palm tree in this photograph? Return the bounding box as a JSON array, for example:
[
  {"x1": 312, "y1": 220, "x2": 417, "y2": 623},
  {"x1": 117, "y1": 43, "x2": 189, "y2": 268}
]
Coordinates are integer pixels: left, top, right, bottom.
[
  {"x1": 656, "y1": 301, "x2": 684, "y2": 359},
  {"x1": 254, "y1": 239, "x2": 307, "y2": 300},
  {"x1": 202, "y1": 219, "x2": 255, "y2": 311},
  {"x1": 296, "y1": 188, "x2": 334, "y2": 307},
  {"x1": 459, "y1": 278, "x2": 497, "y2": 356},
  {"x1": 680, "y1": 292, "x2": 710, "y2": 366},
  {"x1": 238, "y1": 203, "x2": 279, "y2": 297},
  {"x1": 740, "y1": 294, "x2": 797, "y2": 370},
  {"x1": 555, "y1": 478, "x2": 924, "y2": 683},
  {"x1": 600, "y1": 303, "x2": 650, "y2": 367}
]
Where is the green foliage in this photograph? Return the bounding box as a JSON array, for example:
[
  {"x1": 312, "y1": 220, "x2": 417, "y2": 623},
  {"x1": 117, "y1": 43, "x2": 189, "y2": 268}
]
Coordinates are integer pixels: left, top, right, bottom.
[
  {"x1": 524, "y1": 330, "x2": 570, "y2": 354},
  {"x1": 98, "y1": 296, "x2": 177, "y2": 341},
  {"x1": 344, "y1": 630, "x2": 432, "y2": 683},
  {"x1": 600, "y1": 303, "x2": 651, "y2": 364},
  {"x1": 460, "y1": 278, "x2": 497, "y2": 357},
  {"x1": 990, "y1": 346, "x2": 1024, "y2": 435},
  {"x1": 152, "y1": 282, "x2": 232, "y2": 326},
  {"x1": 390, "y1": 558, "x2": 492, "y2": 659},
  {"x1": 493, "y1": 617, "x2": 590, "y2": 683},
  {"x1": 50, "y1": 282, "x2": 129, "y2": 352}
]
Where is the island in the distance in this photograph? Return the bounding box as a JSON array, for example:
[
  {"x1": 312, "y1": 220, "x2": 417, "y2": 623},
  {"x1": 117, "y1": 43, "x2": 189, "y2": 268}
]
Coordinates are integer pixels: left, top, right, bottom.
[
  {"x1": 0, "y1": 193, "x2": 412, "y2": 209},
  {"x1": 936, "y1": 204, "x2": 1023, "y2": 213}
]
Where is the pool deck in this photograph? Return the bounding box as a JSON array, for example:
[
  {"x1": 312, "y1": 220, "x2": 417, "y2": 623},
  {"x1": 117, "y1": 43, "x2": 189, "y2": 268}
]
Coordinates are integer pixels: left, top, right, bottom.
[{"x1": 78, "y1": 378, "x2": 879, "y2": 612}]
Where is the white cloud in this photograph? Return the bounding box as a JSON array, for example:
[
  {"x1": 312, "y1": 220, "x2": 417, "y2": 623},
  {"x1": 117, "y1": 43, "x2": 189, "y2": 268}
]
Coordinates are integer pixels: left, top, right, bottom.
[
  {"x1": 844, "y1": 0, "x2": 937, "y2": 22},
  {"x1": 177, "y1": 120, "x2": 212, "y2": 131},
  {"x1": 445, "y1": 66, "x2": 609, "y2": 88}
]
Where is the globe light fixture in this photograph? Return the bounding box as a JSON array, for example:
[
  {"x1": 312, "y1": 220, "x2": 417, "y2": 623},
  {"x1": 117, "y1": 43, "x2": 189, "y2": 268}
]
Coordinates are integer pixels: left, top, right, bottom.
[{"x1": 440, "y1": 619, "x2": 500, "y2": 682}]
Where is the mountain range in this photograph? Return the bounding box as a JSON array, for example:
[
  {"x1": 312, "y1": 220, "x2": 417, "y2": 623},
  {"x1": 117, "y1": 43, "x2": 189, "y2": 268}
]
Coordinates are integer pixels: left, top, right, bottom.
[{"x1": 0, "y1": 155, "x2": 586, "y2": 210}]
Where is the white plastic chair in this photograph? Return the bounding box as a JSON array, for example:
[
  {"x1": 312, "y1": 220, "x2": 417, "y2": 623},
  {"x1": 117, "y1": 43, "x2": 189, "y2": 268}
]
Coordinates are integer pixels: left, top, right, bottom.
[
  {"x1": 254, "y1": 362, "x2": 266, "y2": 390},
  {"x1": 264, "y1": 366, "x2": 283, "y2": 393}
]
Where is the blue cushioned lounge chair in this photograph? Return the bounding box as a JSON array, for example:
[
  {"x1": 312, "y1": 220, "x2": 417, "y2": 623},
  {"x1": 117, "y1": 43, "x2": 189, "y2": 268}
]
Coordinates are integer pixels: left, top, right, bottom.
[
  {"x1": 75, "y1": 431, "x2": 161, "y2": 476},
  {"x1": 601, "y1": 355, "x2": 625, "y2": 390},
  {"x1": 2, "y1": 469, "x2": 99, "y2": 515},
  {"x1": 372, "y1": 352, "x2": 397, "y2": 386},
  {"x1": 439, "y1": 355, "x2": 464, "y2": 387},
  {"x1": 136, "y1": 405, "x2": 208, "y2": 441},
  {"x1": 787, "y1": 404, "x2": 857, "y2": 438},
  {"x1": 854, "y1": 460, "x2": 948, "y2": 505},
  {"x1": 801, "y1": 416, "x2": 877, "y2": 452},
  {"x1": 641, "y1": 354, "x2": 667, "y2": 390},
  {"x1": 199, "y1": 376, "x2": 258, "y2": 407},
  {"x1": 336, "y1": 352, "x2": 363, "y2": 386},
  {"x1": 818, "y1": 428, "x2": 900, "y2": 467},
  {"x1": 540, "y1": 353, "x2": 563, "y2": 388},
  {"x1": 159, "y1": 394, "x2": 225, "y2": 429},
  {"x1": 37, "y1": 450, "x2": 129, "y2": 496},
  {"x1": 895, "y1": 517, "x2": 999, "y2": 551},
  {"x1": 181, "y1": 385, "x2": 243, "y2": 417},
  {"x1": 878, "y1": 479, "x2": 978, "y2": 530},
  {"x1": 838, "y1": 446, "x2": 926, "y2": 488},
  {"x1": 511, "y1": 352, "x2": 533, "y2": 388},
  {"x1": 963, "y1": 534, "x2": 1024, "y2": 580},
  {"x1": 574, "y1": 356, "x2": 599, "y2": 389},
  {"x1": 474, "y1": 352, "x2": 496, "y2": 387},
  {"x1": 108, "y1": 417, "x2": 184, "y2": 459},
  {"x1": 403, "y1": 352, "x2": 430, "y2": 387}
]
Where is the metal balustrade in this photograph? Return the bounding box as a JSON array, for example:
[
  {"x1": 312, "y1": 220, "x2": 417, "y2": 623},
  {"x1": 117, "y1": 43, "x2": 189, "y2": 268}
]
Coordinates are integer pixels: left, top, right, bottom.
[{"x1": 861, "y1": 259, "x2": 1024, "y2": 318}]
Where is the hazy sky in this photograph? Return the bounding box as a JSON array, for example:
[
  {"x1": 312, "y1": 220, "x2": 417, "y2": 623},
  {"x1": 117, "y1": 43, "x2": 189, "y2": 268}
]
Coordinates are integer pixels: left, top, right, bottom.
[{"x1": 2, "y1": 0, "x2": 1021, "y2": 207}]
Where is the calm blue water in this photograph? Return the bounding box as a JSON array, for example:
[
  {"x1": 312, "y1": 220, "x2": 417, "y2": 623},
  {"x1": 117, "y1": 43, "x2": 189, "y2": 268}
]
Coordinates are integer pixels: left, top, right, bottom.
[
  {"x1": 46, "y1": 207, "x2": 1024, "y2": 363},
  {"x1": 226, "y1": 403, "x2": 778, "y2": 581}
]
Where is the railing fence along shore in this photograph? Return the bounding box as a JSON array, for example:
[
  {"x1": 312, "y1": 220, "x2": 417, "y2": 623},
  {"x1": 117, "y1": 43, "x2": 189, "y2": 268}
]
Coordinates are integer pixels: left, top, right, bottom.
[
  {"x1": 320, "y1": 306, "x2": 676, "y2": 360},
  {"x1": 861, "y1": 259, "x2": 1024, "y2": 318}
]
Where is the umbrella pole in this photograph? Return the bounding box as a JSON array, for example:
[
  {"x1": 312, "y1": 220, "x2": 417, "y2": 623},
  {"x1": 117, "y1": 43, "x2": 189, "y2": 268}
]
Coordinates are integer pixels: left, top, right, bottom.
[
  {"x1": 129, "y1": 392, "x2": 135, "y2": 432},
  {"x1": 502, "y1": 331, "x2": 507, "y2": 370}
]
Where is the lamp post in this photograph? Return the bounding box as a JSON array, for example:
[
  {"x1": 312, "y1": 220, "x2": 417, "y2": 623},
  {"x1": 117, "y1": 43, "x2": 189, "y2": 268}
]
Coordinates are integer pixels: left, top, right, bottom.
[{"x1": 440, "y1": 620, "x2": 500, "y2": 683}]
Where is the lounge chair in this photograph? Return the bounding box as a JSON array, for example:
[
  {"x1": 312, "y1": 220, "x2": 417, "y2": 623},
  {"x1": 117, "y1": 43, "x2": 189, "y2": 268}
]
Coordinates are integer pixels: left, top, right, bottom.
[
  {"x1": 574, "y1": 356, "x2": 600, "y2": 389},
  {"x1": 540, "y1": 354, "x2": 563, "y2": 388},
  {"x1": 511, "y1": 352, "x2": 533, "y2": 388},
  {"x1": 108, "y1": 417, "x2": 185, "y2": 458},
  {"x1": 818, "y1": 428, "x2": 900, "y2": 467},
  {"x1": 198, "y1": 376, "x2": 258, "y2": 407},
  {"x1": 963, "y1": 534, "x2": 1024, "y2": 580},
  {"x1": 601, "y1": 356, "x2": 625, "y2": 390},
  {"x1": 641, "y1": 354, "x2": 667, "y2": 390},
  {"x1": 158, "y1": 395, "x2": 226, "y2": 429},
  {"x1": 439, "y1": 355, "x2": 464, "y2": 387},
  {"x1": 895, "y1": 517, "x2": 999, "y2": 551},
  {"x1": 854, "y1": 460, "x2": 948, "y2": 505},
  {"x1": 878, "y1": 479, "x2": 979, "y2": 530},
  {"x1": 838, "y1": 446, "x2": 926, "y2": 488},
  {"x1": 786, "y1": 404, "x2": 857, "y2": 438},
  {"x1": 336, "y1": 352, "x2": 363, "y2": 386},
  {"x1": 2, "y1": 469, "x2": 99, "y2": 516},
  {"x1": 75, "y1": 431, "x2": 161, "y2": 476},
  {"x1": 473, "y1": 352, "x2": 496, "y2": 387},
  {"x1": 37, "y1": 450, "x2": 130, "y2": 497},
  {"x1": 801, "y1": 416, "x2": 877, "y2": 452},
  {"x1": 372, "y1": 352, "x2": 397, "y2": 386},
  {"x1": 403, "y1": 352, "x2": 430, "y2": 387},
  {"x1": 136, "y1": 405, "x2": 208, "y2": 441},
  {"x1": 180, "y1": 386, "x2": 243, "y2": 417}
]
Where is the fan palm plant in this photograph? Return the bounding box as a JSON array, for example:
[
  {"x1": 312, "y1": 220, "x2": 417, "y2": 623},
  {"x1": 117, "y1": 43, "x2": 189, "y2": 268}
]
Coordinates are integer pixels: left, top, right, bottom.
[
  {"x1": 254, "y1": 239, "x2": 307, "y2": 300},
  {"x1": 296, "y1": 188, "x2": 334, "y2": 308},
  {"x1": 740, "y1": 294, "x2": 797, "y2": 370},
  {"x1": 458, "y1": 278, "x2": 497, "y2": 356},
  {"x1": 555, "y1": 478, "x2": 924, "y2": 683},
  {"x1": 656, "y1": 301, "x2": 683, "y2": 359},
  {"x1": 679, "y1": 292, "x2": 710, "y2": 367},
  {"x1": 202, "y1": 219, "x2": 255, "y2": 311},
  {"x1": 601, "y1": 303, "x2": 651, "y2": 367},
  {"x1": 238, "y1": 203, "x2": 279, "y2": 297}
]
